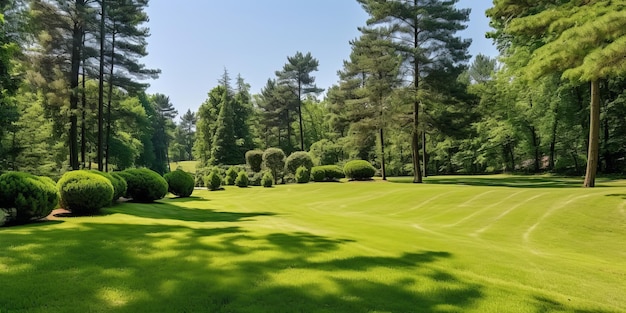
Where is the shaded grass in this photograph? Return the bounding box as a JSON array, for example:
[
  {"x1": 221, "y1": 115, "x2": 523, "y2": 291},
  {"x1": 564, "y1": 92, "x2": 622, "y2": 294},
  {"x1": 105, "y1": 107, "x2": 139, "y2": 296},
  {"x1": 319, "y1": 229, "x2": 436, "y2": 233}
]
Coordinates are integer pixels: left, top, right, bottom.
[{"x1": 1, "y1": 175, "x2": 625, "y2": 312}]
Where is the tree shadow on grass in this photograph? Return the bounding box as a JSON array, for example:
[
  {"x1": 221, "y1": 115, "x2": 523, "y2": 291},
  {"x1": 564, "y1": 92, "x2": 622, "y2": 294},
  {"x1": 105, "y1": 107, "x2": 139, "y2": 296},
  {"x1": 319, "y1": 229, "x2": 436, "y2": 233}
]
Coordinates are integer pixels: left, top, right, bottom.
[
  {"x1": 165, "y1": 196, "x2": 211, "y2": 203},
  {"x1": 0, "y1": 216, "x2": 620, "y2": 312},
  {"x1": 105, "y1": 202, "x2": 276, "y2": 223},
  {"x1": 419, "y1": 176, "x2": 587, "y2": 188}
]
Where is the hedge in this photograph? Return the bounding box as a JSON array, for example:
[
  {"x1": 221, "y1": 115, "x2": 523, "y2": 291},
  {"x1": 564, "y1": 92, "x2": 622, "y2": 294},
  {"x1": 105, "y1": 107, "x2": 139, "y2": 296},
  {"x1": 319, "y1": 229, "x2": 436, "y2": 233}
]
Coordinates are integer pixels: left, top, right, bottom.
[{"x1": 310, "y1": 165, "x2": 345, "y2": 182}]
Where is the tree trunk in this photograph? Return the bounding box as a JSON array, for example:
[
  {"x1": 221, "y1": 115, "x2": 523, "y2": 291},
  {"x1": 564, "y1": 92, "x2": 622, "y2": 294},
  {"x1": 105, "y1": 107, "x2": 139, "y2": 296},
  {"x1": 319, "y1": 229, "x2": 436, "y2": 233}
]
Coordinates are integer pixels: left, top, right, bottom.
[
  {"x1": 380, "y1": 127, "x2": 386, "y2": 180},
  {"x1": 105, "y1": 28, "x2": 116, "y2": 172},
  {"x1": 297, "y1": 81, "x2": 304, "y2": 151},
  {"x1": 81, "y1": 32, "x2": 87, "y2": 169},
  {"x1": 411, "y1": 4, "x2": 422, "y2": 183},
  {"x1": 549, "y1": 105, "x2": 558, "y2": 171},
  {"x1": 97, "y1": 1, "x2": 106, "y2": 171},
  {"x1": 69, "y1": 6, "x2": 84, "y2": 171},
  {"x1": 422, "y1": 131, "x2": 427, "y2": 177},
  {"x1": 530, "y1": 126, "x2": 540, "y2": 172},
  {"x1": 584, "y1": 80, "x2": 600, "y2": 187}
]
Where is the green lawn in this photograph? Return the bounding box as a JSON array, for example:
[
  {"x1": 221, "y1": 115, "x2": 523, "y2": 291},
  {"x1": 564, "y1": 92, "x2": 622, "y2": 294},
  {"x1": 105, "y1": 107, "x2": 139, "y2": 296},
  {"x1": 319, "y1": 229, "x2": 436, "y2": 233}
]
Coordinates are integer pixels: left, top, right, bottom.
[
  {"x1": 1, "y1": 175, "x2": 625, "y2": 312},
  {"x1": 169, "y1": 160, "x2": 200, "y2": 173}
]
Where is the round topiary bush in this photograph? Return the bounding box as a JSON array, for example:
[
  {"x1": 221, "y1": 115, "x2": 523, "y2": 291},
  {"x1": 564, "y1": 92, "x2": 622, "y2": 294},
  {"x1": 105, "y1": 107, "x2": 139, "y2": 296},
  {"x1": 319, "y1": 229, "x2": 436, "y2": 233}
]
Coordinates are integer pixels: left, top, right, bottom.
[
  {"x1": 57, "y1": 170, "x2": 114, "y2": 215},
  {"x1": 110, "y1": 172, "x2": 128, "y2": 201},
  {"x1": 261, "y1": 172, "x2": 274, "y2": 188},
  {"x1": 343, "y1": 160, "x2": 376, "y2": 181},
  {"x1": 164, "y1": 169, "x2": 195, "y2": 197},
  {"x1": 263, "y1": 148, "x2": 286, "y2": 183},
  {"x1": 246, "y1": 150, "x2": 264, "y2": 173},
  {"x1": 89, "y1": 170, "x2": 126, "y2": 203},
  {"x1": 295, "y1": 166, "x2": 310, "y2": 183},
  {"x1": 311, "y1": 165, "x2": 345, "y2": 182},
  {"x1": 204, "y1": 171, "x2": 222, "y2": 191},
  {"x1": 235, "y1": 171, "x2": 249, "y2": 187},
  {"x1": 119, "y1": 168, "x2": 168, "y2": 202},
  {"x1": 285, "y1": 151, "x2": 314, "y2": 175},
  {"x1": 0, "y1": 172, "x2": 59, "y2": 224},
  {"x1": 225, "y1": 166, "x2": 238, "y2": 186}
]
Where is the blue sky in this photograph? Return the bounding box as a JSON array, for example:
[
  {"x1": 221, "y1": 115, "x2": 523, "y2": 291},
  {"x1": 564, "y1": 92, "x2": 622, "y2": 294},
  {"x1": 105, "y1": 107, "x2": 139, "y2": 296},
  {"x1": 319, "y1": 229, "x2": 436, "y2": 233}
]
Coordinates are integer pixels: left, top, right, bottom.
[{"x1": 143, "y1": 1, "x2": 498, "y2": 118}]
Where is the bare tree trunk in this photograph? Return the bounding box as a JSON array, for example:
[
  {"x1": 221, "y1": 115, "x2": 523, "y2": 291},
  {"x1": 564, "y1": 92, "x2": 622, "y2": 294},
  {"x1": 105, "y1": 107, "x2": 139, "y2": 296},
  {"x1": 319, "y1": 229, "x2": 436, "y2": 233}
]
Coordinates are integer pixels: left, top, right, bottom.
[
  {"x1": 81, "y1": 32, "x2": 87, "y2": 169},
  {"x1": 422, "y1": 131, "x2": 427, "y2": 177},
  {"x1": 105, "y1": 27, "x2": 116, "y2": 172},
  {"x1": 69, "y1": 3, "x2": 84, "y2": 171},
  {"x1": 584, "y1": 80, "x2": 600, "y2": 187},
  {"x1": 97, "y1": 1, "x2": 105, "y2": 171}
]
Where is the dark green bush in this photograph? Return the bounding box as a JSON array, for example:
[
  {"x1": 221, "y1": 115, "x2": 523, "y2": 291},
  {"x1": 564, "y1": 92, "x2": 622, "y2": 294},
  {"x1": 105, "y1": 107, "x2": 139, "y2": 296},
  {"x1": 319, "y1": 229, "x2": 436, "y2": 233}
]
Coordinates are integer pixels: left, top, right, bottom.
[
  {"x1": 309, "y1": 139, "x2": 342, "y2": 165},
  {"x1": 110, "y1": 172, "x2": 128, "y2": 201},
  {"x1": 0, "y1": 172, "x2": 59, "y2": 224},
  {"x1": 248, "y1": 171, "x2": 263, "y2": 186},
  {"x1": 57, "y1": 170, "x2": 114, "y2": 215},
  {"x1": 285, "y1": 151, "x2": 314, "y2": 175},
  {"x1": 89, "y1": 170, "x2": 126, "y2": 203},
  {"x1": 164, "y1": 169, "x2": 195, "y2": 197},
  {"x1": 344, "y1": 160, "x2": 376, "y2": 181},
  {"x1": 246, "y1": 150, "x2": 264, "y2": 172},
  {"x1": 295, "y1": 166, "x2": 310, "y2": 184},
  {"x1": 262, "y1": 172, "x2": 274, "y2": 188},
  {"x1": 119, "y1": 168, "x2": 168, "y2": 202},
  {"x1": 235, "y1": 171, "x2": 249, "y2": 187},
  {"x1": 263, "y1": 148, "x2": 285, "y2": 183},
  {"x1": 204, "y1": 171, "x2": 222, "y2": 191},
  {"x1": 311, "y1": 165, "x2": 345, "y2": 182},
  {"x1": 225, "y1": 167, "x2": 238, "y2": 186}
]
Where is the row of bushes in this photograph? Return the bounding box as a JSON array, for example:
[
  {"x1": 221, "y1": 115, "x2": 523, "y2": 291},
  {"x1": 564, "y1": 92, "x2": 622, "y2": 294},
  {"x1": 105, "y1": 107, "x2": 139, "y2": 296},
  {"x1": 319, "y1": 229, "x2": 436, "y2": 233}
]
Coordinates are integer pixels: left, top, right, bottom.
[{"x1": 1, "y1": 168, "x2": 196, "y2": 225}]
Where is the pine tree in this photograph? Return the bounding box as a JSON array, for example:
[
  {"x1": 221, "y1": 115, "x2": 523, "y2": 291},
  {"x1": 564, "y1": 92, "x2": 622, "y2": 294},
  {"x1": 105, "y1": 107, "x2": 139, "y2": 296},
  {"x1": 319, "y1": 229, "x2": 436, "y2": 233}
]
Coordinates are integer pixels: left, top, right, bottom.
[
  {"x1": 210, "y1": 90, "x2": 239, "y2": 165},
  {"x1": 276, "y1": 51, "x2": 323, "y2": 151},
  {"x1": 358, "y1": 0, "x2": 471, "y2": 182},
  {"x1": 489, "y1": 0, "x2": 626, "y2": 187}
]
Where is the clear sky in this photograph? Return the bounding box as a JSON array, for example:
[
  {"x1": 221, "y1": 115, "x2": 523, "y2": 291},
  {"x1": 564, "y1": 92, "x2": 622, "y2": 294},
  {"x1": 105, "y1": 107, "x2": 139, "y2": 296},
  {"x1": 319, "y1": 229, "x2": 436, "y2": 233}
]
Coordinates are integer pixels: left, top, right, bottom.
[{"x1": 143, "y1": 1, "x2": 498, "y2": 119}]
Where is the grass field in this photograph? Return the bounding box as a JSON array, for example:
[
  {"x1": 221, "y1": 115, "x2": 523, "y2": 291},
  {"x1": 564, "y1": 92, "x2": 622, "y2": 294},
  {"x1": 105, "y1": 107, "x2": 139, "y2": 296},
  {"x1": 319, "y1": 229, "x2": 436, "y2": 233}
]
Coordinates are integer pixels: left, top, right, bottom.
[
  {"x1": 1, "y1": 175, "x2": 625, "y2": 312},
  {"x1": 169, "y1": 160, "x2": 200, "y2": 173}
]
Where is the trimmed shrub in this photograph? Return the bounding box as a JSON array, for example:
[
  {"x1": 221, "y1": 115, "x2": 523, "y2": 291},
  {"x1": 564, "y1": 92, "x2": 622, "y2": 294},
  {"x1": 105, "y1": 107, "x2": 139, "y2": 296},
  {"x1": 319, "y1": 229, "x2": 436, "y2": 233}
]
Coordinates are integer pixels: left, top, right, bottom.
[
  {"x1": 57, "y1": 170, "x2": 114, "y2": 215},
  {"x1": 245, "y1": 150, "x2": 264, "y2": 172},
  {"x1": 344, "y1": 160, "x2": 376, "y2": 181},
  {"x1": 248, "y1": 171, "x2": 263, "y2": 186},
  {"x1": 0, "y1": 172, "x2": 59, "y2": 224},
  {"x1": 235, "y1": 171, "x2": 249, "y2": 187},
  {"x1": 89, "y1": 170, "x2": 126, "y2": 203},
  {"x1": 110, "y1": 173, "x2": 128, "y2": 201},
  {"x1": 285, "y1": 151, "x2": 314, "y2": 175},
  {"x1": 295, "y1": 166, "x2": 310, "y2": 183},
  {"x1": 311, "y1": 165, "x2": 345, "y2": 182},
  {"x1": 262, "y1": 148, "x2": 286, "y2": 184},
  {"x1": 119, "y1": 168, "x2": 168, "y2": 202},
  {"x1": 204, "y1": 171, "x2": 222, "y2": 191},
  {"x1": 309, "y1": 139, "x2": 342, "y2": 165},
  {"x1": 262, "y1": 172, "x2": 274, "y2": 188},
  {"x1": 164, "y1": 169, "x2": 195, "y2": 197},
  {"x1": 225, "y1": 167, "x2": 238, "y2": 186}
]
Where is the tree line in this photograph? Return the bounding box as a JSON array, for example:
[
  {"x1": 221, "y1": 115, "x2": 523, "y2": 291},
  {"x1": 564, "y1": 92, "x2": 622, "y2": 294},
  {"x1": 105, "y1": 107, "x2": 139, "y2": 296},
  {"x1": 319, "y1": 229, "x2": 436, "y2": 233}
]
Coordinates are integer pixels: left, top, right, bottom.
[{"x1": 2, "y1": 0, "x2": 626, "y2": 188}]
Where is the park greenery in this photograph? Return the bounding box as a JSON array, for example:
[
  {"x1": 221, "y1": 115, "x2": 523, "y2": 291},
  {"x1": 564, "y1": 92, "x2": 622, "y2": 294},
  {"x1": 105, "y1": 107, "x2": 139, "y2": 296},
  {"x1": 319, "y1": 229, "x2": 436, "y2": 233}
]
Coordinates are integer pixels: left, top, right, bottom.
[{"x1": 1, "y1": 0, "x2": 626, "y2": 311}]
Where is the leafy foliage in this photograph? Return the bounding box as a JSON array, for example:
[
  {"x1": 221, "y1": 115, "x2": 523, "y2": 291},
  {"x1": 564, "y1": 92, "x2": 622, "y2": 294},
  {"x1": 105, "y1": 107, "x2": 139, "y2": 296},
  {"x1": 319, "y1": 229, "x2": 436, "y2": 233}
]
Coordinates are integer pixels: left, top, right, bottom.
[
  {"x1": 57, "y1": 170, "x2": 114, "y2": 215},
  {"x1": 344, "y1": 160, "x2": 376, "y2": 181},
  {"x1": 285, "y1": 151, "x2": 314, "y2": 175},
  {"x1": 118, "y1": 168, "x2": 168, "y2": 203},
  {"x1": 204, "y1": 171, "x2": 222, "y2": 191},
  {"x1": 235, "y1": 171, "x2": 249, "y2": 188},
  {"x1": 262, "y1": 148, "x2": 286, "y2": 184},
  {"x1": 295, "y1": 166, "x2": 310, "y2": 184},
  {"x1": 311, "y1": 165, "x2": 345, "y2": 182},
  {"x1": 245, "y1": 150, "x2": 264, "y2": 172},
  {"x1": 89, "y1": 170, "x2": 126, "y2": 204},
  {"x1": 225, "y1": 166, "x2": 238, "y2": 186},
  {"x1": 163, "y1": 169, "x2": 194, "y2": 198},
  {"x1": 0, "y1": 172, "x2": 58, "y2": 224},
  {"x1": 261, "y1": 171, "x2": 274, "y2": 188}
]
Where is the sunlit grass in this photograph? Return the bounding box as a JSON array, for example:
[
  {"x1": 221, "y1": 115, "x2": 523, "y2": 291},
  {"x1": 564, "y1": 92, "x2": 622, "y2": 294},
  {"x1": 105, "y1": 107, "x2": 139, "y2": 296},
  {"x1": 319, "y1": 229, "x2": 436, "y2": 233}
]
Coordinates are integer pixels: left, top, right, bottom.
[
  {"x1": 169, "y1": 160, "x2": 200, "y2": 173},
  {"x1": 1, "y1": 175, "x2": 625, "y2": 312}
]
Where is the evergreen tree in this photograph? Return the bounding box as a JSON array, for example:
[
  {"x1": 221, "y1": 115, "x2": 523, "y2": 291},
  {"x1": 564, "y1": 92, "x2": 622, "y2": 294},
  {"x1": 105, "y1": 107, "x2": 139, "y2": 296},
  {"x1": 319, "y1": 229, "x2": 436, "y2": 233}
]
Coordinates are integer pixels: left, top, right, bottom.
[
  {"x1": 358, "y1": 0, "x2": 471, "y2": 182},
  {"x1": 276, "y1": 51, "x2": 323, "y2": 151},
  {"x1": 210, "y1": 90, "x2": 239, "y2": 165},
  {"x1": 151, "y1": 93, "x2": 177, "y2": 174},
  {"x1": 488, "y1": 0, "x2": 626, "y2": 187}
]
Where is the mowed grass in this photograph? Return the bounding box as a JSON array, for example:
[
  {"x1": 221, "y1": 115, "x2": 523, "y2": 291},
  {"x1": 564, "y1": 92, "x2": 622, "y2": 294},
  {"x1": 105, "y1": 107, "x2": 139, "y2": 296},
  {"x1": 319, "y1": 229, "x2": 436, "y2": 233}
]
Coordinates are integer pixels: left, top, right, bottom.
[
  {"x1": 169, "y1": 160, "x2": 200, "y2": 173},
  {"x1": 1, "y1": 175, "x2": 625, "y2": 313}
]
